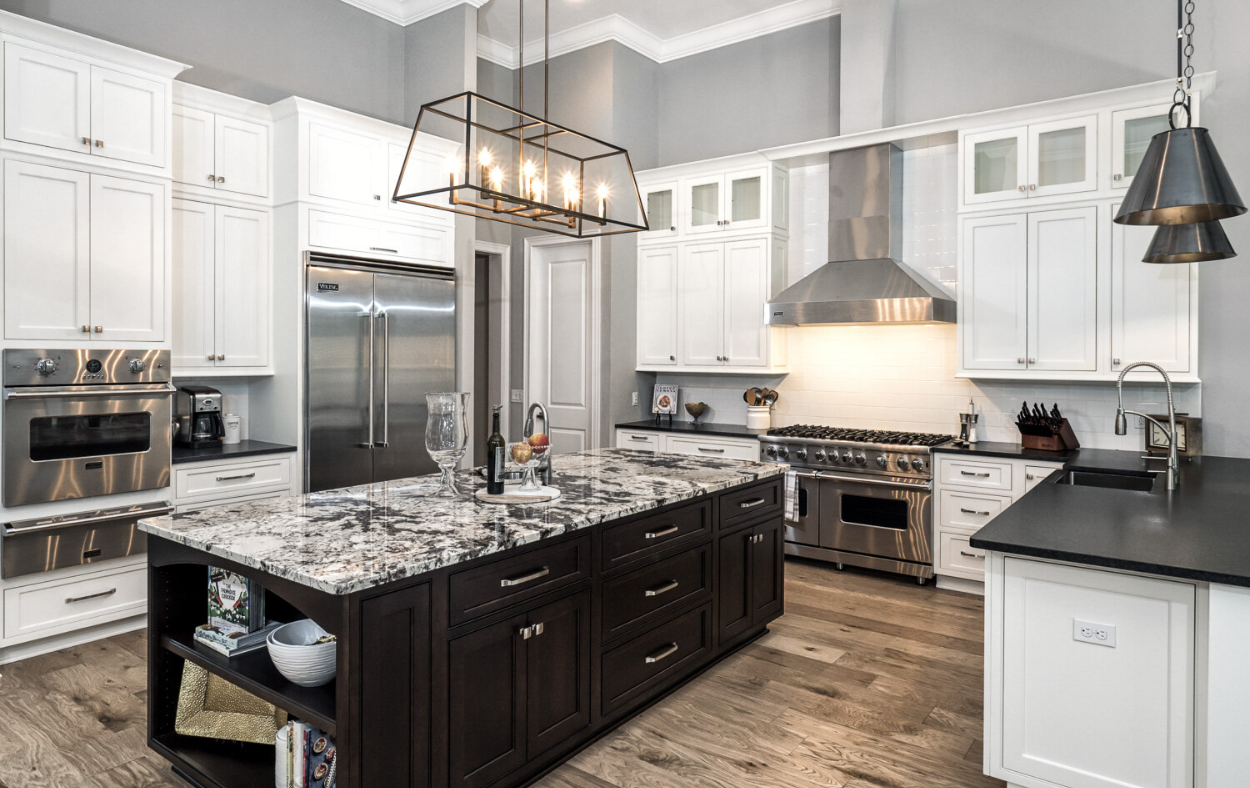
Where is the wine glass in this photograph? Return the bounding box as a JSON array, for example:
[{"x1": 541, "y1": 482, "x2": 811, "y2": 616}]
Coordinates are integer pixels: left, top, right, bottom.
[
  {"x1": 510, "y1": 440, "x2": 549, "y2": 493},
  {"x1": 425, "y1": 392, "x2": 470, "y2": 497}
]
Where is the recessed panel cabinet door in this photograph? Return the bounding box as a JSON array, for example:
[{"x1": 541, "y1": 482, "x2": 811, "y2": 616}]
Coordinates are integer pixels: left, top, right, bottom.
[
  {"x1": 526, "y1": 591, "x2": 592, "y2": 757},
  {"x1": 3, "y1": 161, "x2": 91, "y2": 340},
  {"x1": 308, "y1": 122, "x2": 386, "y2": 206},
  {"x1": 1027, "y1": 207, "x2": 1098, "y2": 372},
  {"x1": 89, "y1": 175, "x2": 165, "y2": 342},
  {"x1": 215, "y1": 206, "x2": 270, "y2": 367},
  {"x1": 723, "y1": 238, "x2": 769, "y2": 368},
  {"x1": 678, "y1": 243, "x2": 724, "y2": 366},
  {"x1": 171, "y1": 199, "x2": 216, "y2": 370},
  {"x1": 1112, "y1": 206, "x2": 1191, "y2": 374},
  {"x1": 172, "y1": 105, "x2": 216, "y2": 188},
  {"x1": 215, "y1": 115, "x2": 269, "y2": 198},
  {"x1": 361, "y1": 583, "x2": 432, "y2": 788},
  {"x1": 3, "y1": 43, "x2": 91, "y2": 154},
  {"x1": 89, "y1": 65, "x2": 165, "y2": 167},
  {"x1": 717, "y1": 528, "x2": 753, "y2": 645},
  {"x1": 636, "y1": 245, "x2": 679, "y2": 366},
  {"x1": 449, "y1": 612, "x2": 528, "y2": 788},
  {"x1": 961, "y1": 214, "x2": 1028, "y2": 370},
  {"x1": 749, "y1": 520, "x2": 783, "y2": 623}
]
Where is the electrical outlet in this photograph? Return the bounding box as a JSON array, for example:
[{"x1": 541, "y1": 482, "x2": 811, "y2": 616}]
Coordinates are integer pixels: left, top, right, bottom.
[
  {"x1": 631, "y1": 392, "x2": 639, "y2": 407},
  {"x1": 510, "y1": 389, "x2": 524, "y2": 403},
  {"x1": 1073, "y1": 619, "x2": 1117, "y2": 648},
  {"x1": 1135, "y1": 414, "x2": 1146, "y2": 430}
]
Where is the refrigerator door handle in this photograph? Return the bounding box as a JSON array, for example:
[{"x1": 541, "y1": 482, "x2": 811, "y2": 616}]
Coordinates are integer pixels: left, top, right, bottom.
[
  {"x1": 377, "y1": 311, "x2": 390, "y2": 448},
  {"x1": 359, "y1": 308, "x2": 376, "y2": 449}
]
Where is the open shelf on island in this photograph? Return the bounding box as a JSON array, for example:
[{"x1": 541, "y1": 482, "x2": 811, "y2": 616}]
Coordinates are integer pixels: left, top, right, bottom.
[
  {"x1": 161, "y1": 630, "x2": 337, "y2": 734},
  {"x1": 152, "y1": 732, "x2": 274, "y2": 788}
]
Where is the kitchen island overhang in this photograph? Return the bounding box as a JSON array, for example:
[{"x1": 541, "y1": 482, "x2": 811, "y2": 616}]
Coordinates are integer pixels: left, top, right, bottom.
[{"x1": 139, "y1": 448, "x2": 788, "y2": 788}]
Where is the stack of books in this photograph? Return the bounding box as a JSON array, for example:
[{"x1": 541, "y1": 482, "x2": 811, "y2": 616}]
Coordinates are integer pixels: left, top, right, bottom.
[
  {"x1": 193, "y1": 567, "x2": 280, "y2": 657},
  {"x1": 278, "y1": 721, "x2": 337, "y2": 788}
]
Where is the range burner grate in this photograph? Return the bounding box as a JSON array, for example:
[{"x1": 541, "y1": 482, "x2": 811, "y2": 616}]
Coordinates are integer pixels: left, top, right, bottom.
[{"x1": 766, "y1": 425, "x2": 955, "y2": 447}]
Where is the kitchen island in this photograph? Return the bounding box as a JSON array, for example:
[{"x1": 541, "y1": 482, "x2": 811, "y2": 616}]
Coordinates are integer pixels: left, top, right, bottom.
[
  {"x1": 138, "y1": 448, "x2": 787, "y2": 788},
  {"x1": 968, "y1": 453, "x2": 1250, "y2": 788}
]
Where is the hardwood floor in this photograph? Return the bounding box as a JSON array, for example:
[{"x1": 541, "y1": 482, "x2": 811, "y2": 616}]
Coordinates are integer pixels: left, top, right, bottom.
[{"x1": 0, "y1": 559, "x2": 1001, "y2": 788}]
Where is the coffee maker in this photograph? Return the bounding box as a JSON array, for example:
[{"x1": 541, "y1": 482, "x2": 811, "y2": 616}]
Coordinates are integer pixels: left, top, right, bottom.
[{"x1": 174, "y1": 385, "x2": 225, "y2": 447}]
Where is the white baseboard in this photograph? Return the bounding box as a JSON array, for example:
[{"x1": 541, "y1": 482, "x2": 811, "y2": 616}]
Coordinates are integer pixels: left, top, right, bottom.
[
  {"x1": 0, "y1": 615, "x2": 146, "y2": 666},
  {"x1": 936, "y1": 574, "x2": 985, "y2": 596}
]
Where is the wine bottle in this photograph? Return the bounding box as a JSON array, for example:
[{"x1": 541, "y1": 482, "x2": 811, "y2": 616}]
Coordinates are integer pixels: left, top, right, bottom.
[{"x1": 486, "y1": 405, "x2": 506, "y2": 495}]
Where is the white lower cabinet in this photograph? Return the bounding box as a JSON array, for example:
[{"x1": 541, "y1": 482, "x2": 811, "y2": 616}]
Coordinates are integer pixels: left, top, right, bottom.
[
  {"x1": 614, "y1": 429, "x2": 758, "y2": 460},
  {"x1": 988, "y1": 556, "x2": 1194, "y2": 788},
  {"x1": 2, "y1": 563, "x2": 146, "y2": 644},
  {"x1": 307, "y1": 208, "x2": 451, "y2": 267},
  {"x1": 173, "y1": 199, "x2": 271, "y2": 373},
  {"x1": 174, "y1": 455, "x2": 293, "y2": 504}
]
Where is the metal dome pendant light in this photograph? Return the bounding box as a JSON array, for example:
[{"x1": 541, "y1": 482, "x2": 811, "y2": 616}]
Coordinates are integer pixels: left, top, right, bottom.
[
  {"x1": 1143, "y1": 220, "x2": 1235, "y2": 263},
  {"x1": 1114, "y1": 0, "x2": 1245, "y2": 228},
  {"x1": 392, "y1": 0, "x2": 646, "y2": 238}
]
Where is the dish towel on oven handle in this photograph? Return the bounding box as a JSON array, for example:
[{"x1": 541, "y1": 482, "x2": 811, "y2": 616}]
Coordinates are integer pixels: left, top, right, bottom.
[{"x1": 784, "y1": 470, "x2": 799, "y2": 522}]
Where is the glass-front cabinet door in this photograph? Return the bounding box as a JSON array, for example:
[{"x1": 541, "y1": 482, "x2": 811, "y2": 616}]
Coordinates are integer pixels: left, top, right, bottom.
[
  {"x1": 1027, "y1": 115, "x2": 1098, "y2": 198},
  {"x1": 685, "y1": 174, "x2": 725, "y2": 235},
  {"x1": 640, "y1": 181, "x2": 678, "y2": 239},
  {"x1": 1112, "y1": 103, "x2": 1187, "y2": 191},
  {"x1": 725, "y1": 167, "x2": 768, "y2": 231},
  {"x1": 964, "y1": 127, "x2": 1028, "y2": 205}
]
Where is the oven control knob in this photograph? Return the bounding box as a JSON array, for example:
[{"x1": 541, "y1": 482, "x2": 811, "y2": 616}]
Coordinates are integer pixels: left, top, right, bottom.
[
  {"x1": 911, "y1": 458, "x2": 926, "y2": 472},
  {"x1": 854, "y1": 453, "x2": 867, "y2": 466},
  {"x1": 813, "y1": 450, "x2": 827, "y2": 463},
  {"x1": 896, "y1": 456, "x2": 911, "y2": 470},
  {"x1": 875, "y1": 455, "x2": 887, "y2": 468},
  {"x1": 778, "y1": 447, "x2": 789, "y2": 460},
  {"x1": 765, "y1": 445, "x2": 778, "y2": 458},
  {"x1": 840, "y1": 450, "x2": 854, "y2": 463},
  {"x1": 35, "y1": 358, "x2": 57, "y2": 375},
  {"x1": 794, "y1": 448, "x2": 808, "y2": 461},
  {"x1": 129, "y1": 359, "x2": 147, "y2": 373}
]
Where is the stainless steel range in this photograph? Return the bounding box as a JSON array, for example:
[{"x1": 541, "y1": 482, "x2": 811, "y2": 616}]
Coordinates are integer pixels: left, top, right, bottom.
[{"x1": 759, "y1": 425, "x2": 954, "y2": 584}]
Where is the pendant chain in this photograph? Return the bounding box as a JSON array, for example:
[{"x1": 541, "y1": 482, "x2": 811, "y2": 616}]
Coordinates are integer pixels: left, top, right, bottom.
[{"x1": 1172, "y1": 0, "x2": 1196, "y2": 127}]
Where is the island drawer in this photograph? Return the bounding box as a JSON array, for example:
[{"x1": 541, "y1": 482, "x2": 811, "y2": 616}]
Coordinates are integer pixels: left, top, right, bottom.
[
  {"x1": 601, "y1": 602, "x2": 712, "y2": 715},
  {"x1": 449, "y1": 536, "x2": 590, "y2": 626},
  {"x1": 601, "y1": 500, "x2": 711, "y2": 572},
  {"x1": 601, "y1": 543, "x2": 711, "y2": 642},
  {"x1": 719, "y1": 479, "x2": 783, "y2": 531}
]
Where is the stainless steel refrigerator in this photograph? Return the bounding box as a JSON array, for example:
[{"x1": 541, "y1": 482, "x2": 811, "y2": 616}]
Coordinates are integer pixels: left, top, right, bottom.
[{"x1": 305, "y1": 254, "x2": 455, "y2": 492}]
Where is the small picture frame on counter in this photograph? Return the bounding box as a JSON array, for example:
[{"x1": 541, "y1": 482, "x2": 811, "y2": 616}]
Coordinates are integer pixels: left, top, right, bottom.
[{"x1": 652, "y1": 384, "x2": 678, "y2": 425}]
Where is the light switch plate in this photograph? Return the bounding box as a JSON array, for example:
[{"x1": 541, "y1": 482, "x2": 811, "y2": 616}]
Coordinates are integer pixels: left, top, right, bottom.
[
  {"x1": 631, "y1": 392, "x2": 639, "y2": 406},
  {"x1": 511, "y1": 389, "x2": 524, "y2": 403},
  {"x1": 1073, "y1": 618, "x2": 1117, "y2": 647}
]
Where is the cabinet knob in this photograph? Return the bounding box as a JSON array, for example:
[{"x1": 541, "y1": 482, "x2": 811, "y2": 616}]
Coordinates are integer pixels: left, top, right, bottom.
[
  {"x1": 82, "y1": 137, "x2": 92, "y2": 146},
  {"x1": 374, "y1": 194, "x2": 382, "y2": 200},
  {"x1": 217, "y1": 354, "x2": 225, "y2": 361},
  {"x1": 1017, "y1": 357, "x2": 1026, "y2": 364},
  {"x1": 670, "y1": 226, "x2": 675, "y2": 232},
  {"x1": 208, "y1": 174, "x2": 216, "y2": 182},
  {"x1": 1028, "y1": 184, "x2": 1036, "y2": 190},
  {"x1": 93, "y1": 326, "x2": 103, "y2": 333},
  {"x1": 217, "y1": 176, "x2": 225, "y2": 184},
  {"x1": 1028, "y1": 357, "x2": 1037, "y2": 364},
  {"x1": 95, "y1": 140, "x2": 104, "y2": 149},
  {"x1": 81, "y1": 325, "x2": 90, "y2": 333},
  {"x1": 1113, "y1": 174, "x2": 1123, "y2": 181},
  {"x1": 1113, "y1": 358, "x2": 1122, "y2": 366},
  {"x1": 207, "y1": 354, "x2": 215, "y2": 361},
  {"x1": 1018, "y1": 185, "x2": 1026, "y2": 192},
  {"x1": 723, "y1": 356, "x2": 729, "y2": 362}
]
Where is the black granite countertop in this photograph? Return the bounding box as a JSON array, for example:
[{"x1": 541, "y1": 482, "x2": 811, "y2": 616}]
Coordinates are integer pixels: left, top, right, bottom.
[
  {"x1": 172, "y1": 439, "x2": 297, "y2": 465},
  {"x1": 616, "y1": 420, "x2": 767, "y2": 440},
  {"x1": 969, "y1": 450, "x2": 1250, "y2": 588}
]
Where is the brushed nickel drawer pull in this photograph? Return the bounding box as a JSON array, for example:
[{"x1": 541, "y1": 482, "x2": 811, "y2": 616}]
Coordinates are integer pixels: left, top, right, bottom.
[
  {"x1": 645, "y1": 580, "x2": 680, "y2": 598},
  {"x1": 739, "y1": 497, "x2": 767, "y2": 509},
  {"x1": 644, "y1": 642, "x2": 679, "y2": 664},
  {"x1": 66, "y1": 588, "x2": 116, "y2": 604},
  {"x1": 960, "y1": 508, "x2": 991, "y2": 516},
  {"x1": 960, "y1": 471, "x2": 991, "y2": 478},
  {"x1": 629, "y1": 436, "x2": 651, "y2": 442},
  {"x1": 959, "y1": 551, "x2": 983, "y2": 560},
  {"x1": 532, "y1": 622, "x2": 544, "y2": 636},
  {"x1": 698, "y1": 447, "x2": 725, "y2": 454},
  {"x1": 216, "y1": 472, "x2": 257, "y2": 482},
  {"x1": 370, "y1": 247, "x2": 399, "y2": 254},
  {"x1": 500, "y1": 566, "x2": 550, "y2": 587},
  {"x1": 519, "y1": 624, "x2": 533, "y2": 640},
  {"x1": 645, "y1": 525, "x2": 679, "y2": 540}
]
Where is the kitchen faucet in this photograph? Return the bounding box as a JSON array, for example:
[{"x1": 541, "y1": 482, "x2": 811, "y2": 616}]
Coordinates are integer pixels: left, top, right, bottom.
[
  {"x1": 1114, "y1": 361, "x2": 1180, "y2": 491},
  {"x1": 524, "y1": 401, "x2": 551, "y2": 484}
]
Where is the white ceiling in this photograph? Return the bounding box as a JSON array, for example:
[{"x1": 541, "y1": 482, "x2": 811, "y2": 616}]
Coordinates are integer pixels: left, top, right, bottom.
[{"x1": 338, "y1": 0, "x2": 841, "y2": 66}]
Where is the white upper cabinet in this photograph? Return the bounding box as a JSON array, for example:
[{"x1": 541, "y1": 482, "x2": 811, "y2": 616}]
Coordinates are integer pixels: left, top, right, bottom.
[
  {"x1": 3, "y1": 160, "x2": 90, "y2": 340},
  {"x1": 963, "y1": 115, "x2": 1097, "y2": 206},
  {"x1": 2, "y1": 41, "x2": 174, "y2": 170},
  {"x1": 214, "y1": 115, "x2": 269, "y2": 197},
  {"x1": 88, "y1": 174, "x2": 165, "y2": 342},
  {"x1": 682, "y1": 166, "x2": 774, "y2": 236},
  {"x1": 678, "y1": 242, "x2": 725, "y2": 366},
  {"x1": 961, "y1": 214, "x2": 1029, "y2": 370},
  {"x1": 308, "y1": 121, "x2": 387, "y2": 207},
  {"x1": 722, "y1": 238, "x2": 770, "y2": 367},
  {"x1": 172, "y1": 199, "x2": 216, "y2": 371},
  {"x1": 964, "y1": 127, "x2": 1028, "y2": 204},
  {"x1": 685, "y1": 173, "x2": 724, "y2": 235},
  {"x1": 640, "y1": 181, "x2": 678, "y2": 240},
  {"x1": 1112, "y1": 207, "x2": 1193, "y2": 374},
  {"x1": 173, "y1": 105, "x2": 216, "y2": 188},
  {"x1": 1027, "y1": 207, "x2": 1098, "y2": 371},
  {"x1": 1111, "y1": 103, "x2": 1187, "y2": 191},
  {"x1": 172, "y1": 87, "x2": 271, "y2": 199},
  {"x1": 636, "y1": 245, "x2": 678, "y2": 366}
]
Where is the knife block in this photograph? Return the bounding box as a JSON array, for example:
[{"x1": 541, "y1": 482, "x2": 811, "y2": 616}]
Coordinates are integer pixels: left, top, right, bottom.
[{"x1": 1018, "y1": 419, "x2": 1081, "y2": 451}]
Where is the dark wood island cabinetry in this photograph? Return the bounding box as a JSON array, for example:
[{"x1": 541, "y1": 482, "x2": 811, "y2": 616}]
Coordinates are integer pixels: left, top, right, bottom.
[{"x1": 141, "y1": 449, "x2": 786, "y2": 788}]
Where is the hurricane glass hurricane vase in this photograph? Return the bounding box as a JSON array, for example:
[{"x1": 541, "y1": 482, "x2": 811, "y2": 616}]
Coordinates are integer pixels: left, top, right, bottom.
[{"x1": 425, "y1": 392, "x2": 471, "y2": 497}]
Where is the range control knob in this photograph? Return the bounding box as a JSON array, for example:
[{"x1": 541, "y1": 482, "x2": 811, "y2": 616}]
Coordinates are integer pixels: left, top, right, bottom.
[
  {"x1": 765, "y1": 445, "x2": 778, "y2": 458},
  {"x1": 794, "y1": 448, "x2": 808, "y2": 461},
  {"x1": 813, "y1": 450, "x2": 827, "y2": 463},
  {"x1": 129, "y1": 358, "x2": 147, "y2": 373},
  {"x1": 777, "y1": 447, "x2": 789, "y2": 460},
  {"x1": 896, "y1": 456, "x2": 911, "y2": 470},
  {"x1": 841, "y1": 450, "x2": 854, "y2": 463},
  {"x1": 854, "y1": 453, "x2": 867, "y2": 466},
  {"x1": 35, "y1": 358, "x2": 58, "y2": 375},
  {"x1": 911, "y1": 458, "x2": 926, "y2": 472},
  {"x1": 875, "y1": 455, "x2": 888, "y2": 468}
]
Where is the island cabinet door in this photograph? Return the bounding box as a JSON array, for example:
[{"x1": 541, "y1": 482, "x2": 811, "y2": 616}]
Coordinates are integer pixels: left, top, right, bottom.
[
  {"x1": 749, "y1": 520, "x2": 784, "y2": 624},
  {"x1": 448, "y1": 611, "x2": 529, "y2": 788},
  {"x1": 359, "y1": 583, "x2": 432, "y2": 788},
  {"x1": 718, "y1": 520, "x2": 784, "y2": 646},
  {"x1": 525, "y1": 590, "x2": 592, "y2": 757}
]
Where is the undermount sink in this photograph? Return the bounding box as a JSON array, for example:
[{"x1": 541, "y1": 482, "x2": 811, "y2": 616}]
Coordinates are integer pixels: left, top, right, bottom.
[{"x1": 1055, "y1": 470, "x2": 1157, "y2": 492}]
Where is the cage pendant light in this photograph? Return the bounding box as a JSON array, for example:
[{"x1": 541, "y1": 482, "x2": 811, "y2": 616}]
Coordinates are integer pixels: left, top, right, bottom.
[
  {"x1": 1115, "y1": 0, "x2": 1245, "y2": 227},
  {"x1": 392, "y1": 0, "x2": 647, "y2": 238}
]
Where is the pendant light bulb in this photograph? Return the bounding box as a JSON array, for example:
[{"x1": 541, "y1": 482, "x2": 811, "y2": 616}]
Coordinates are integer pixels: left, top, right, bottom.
[{"x1": 478, "y1": 148, "x2": 492, "y2": 167}]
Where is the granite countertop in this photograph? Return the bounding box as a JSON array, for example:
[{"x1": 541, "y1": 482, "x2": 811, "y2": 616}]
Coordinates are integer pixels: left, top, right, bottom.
[
  {"x1": 172, "y1": 439, "x2": 297, "y2": 465},
  {"x1": 139, "y1": 448, "x2": 786, "y2": 596},
  {"x1": 969, "y1": 451, "x2": 1250, "y2": 588},
  {"x1": 616, "y1": 420, "x2": 768, "y2": 440}
]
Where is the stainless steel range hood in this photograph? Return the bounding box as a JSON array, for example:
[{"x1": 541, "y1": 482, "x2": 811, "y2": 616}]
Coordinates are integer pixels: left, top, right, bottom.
[{"x1": 766, "y1": 144, "x2": 956, "y2": 325}]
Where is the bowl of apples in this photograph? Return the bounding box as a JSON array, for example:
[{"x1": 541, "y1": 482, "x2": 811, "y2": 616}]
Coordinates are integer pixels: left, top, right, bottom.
[{"x1": 511, "y1": 433, "x2": 550, "y2": 494}]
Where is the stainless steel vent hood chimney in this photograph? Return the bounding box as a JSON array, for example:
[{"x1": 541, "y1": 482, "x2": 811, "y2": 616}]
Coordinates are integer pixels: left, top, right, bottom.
[{"x1": 765, "y1": 144, "x2": 956, "y2": 325}]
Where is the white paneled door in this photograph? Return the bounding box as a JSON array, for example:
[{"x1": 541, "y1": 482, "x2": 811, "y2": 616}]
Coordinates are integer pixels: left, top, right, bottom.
[
  {"x1": 1027, "y1": 206, "x2": 1098, "y2": 371},
  {"x1": 3, "y1": 160, "x2": 91, "y2": 340},
  {"x1": 961, "y1": 214, "x2": 1028, "y2": 370},
  {"x1": 308, "y1": 121, "x2": 385, "y2": 206},
  {"x1": 527, "y1": 240, "x2": 598, "y2": 455},
  {"x1": 89, "y1": 65, "x2": 165, "y2": 168},
  {"x1": 89, "y1": 175, "x2": 165, "y2": 342},
  {"x1": 172, "y1": 199, "x2": 216, "y2": 370},
  {"x1": 173, "y1": 105, "x2": 216, "y2": 187},
  {"x1": 215, "y1": 206, "x2": 270, "y2": 367},
  {"x1": 1112, "y1": 205, "x2": 1192, "y2": 374},
  {"x1": 722, "y1": 238, "x2": 769, "y2": 367},
  {"x1": 636, "y1": 245, "x2": 678, "y2": 366},
  {"x1": 215, "y1": 114, "x2": 269, "y2": 198},
  {"x1": 678, "y1": 243, "x2": 725, "y2": 366},
  {"x1": 3, "y1": 43, "x2": 91, "y2": 155}
]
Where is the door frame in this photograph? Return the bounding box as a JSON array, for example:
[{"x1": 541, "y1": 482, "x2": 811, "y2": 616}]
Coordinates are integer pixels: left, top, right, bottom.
[
  {"x1": 474, "y1": 239, "x2": 512, "y2": 440},
  {"x1": 522, "y1": 235, "x2": 602, "y2": 451}
]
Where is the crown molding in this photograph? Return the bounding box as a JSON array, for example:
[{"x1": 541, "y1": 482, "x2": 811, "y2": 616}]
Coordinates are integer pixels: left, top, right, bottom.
[
  {"x1": 474, "y1": 0, "x2": 840, "y2": 69},
  {"x1": 337, "y1": 0, "x2": 487, "y2": 26}
]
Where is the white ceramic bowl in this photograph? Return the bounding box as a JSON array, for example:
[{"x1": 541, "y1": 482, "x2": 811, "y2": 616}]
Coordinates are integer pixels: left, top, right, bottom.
[{"x1": 267, "y1": 619, "x2": 336, "y2": 687}]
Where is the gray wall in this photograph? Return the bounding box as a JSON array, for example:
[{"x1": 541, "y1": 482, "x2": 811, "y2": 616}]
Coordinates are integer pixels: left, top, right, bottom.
[
  {"x1": 0, "y1": 0, "x2": 407, "y2": 124},
  {"x1": 404, "y1": 4, "x2": 477, "y2": 124},
  {"x1": 656, "y1": 16, "x2": 841, "y2": 167}
]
